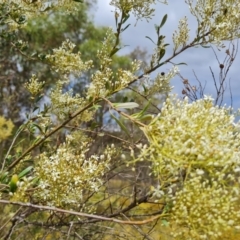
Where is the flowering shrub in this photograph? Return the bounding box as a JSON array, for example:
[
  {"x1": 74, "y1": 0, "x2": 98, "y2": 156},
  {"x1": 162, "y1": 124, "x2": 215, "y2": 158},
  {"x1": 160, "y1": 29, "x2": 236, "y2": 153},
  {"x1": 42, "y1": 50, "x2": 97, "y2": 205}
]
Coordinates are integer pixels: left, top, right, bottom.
[
  {"x1": 1, "y1": 0, "x2": 240, "y2": 239},
  {"x1": 33, "y1": 133, "x2": 118, "y2": 207},
  {"x1": 139, "y1": 95, "x2": 240, "y2": 238}
]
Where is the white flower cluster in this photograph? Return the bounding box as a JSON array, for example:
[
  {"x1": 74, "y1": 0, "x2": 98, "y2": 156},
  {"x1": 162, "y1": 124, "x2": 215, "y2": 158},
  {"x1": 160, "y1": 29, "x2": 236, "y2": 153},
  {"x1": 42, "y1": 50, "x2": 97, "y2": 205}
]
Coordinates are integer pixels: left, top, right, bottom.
[
  {"x1": 172, "y1": 16, "x2": 190, "y2": 51},
  {"x1": 4, "y1": 0, "x2": 80, "y2": 30},
  {"x1": 172, "y1": 176, "x2": 240, "y2": 239},
  {"x1": 144, "y1": 96, "x2": 240, "y2": 175},
  {"x1": 46, "y1": 39, "x2": 93, "y2": 75},
  {"x1": 114, "y1": 59, "x2": 141, "y2": 89},
  {"x1": 50, "y1": 79, "x2": 94, "y2": 122},
  {"x1": 147, "y1": 66, "x2": 178, "y2": 96},
  {"x1": 186, "y1": 0, "x2": 240, "y2": 45},
  {"x1": 110, "y1": 0, "x2": 167, "y2": 20},
  {"x1": 25, "y1": 74, "x2": 45, "y2": 97},
  {"x1": 87, "y1": 29, "x2": 115, "y2": 98},
  {"x1": 87, "y1": 29, "x2": 141, "y2": 98},
  {"x1": 138, "y1": 95, "x2": 240, "y2": 238},
  {"x1": 34, "y1": 134, "x2": 117, "y2": 207}
]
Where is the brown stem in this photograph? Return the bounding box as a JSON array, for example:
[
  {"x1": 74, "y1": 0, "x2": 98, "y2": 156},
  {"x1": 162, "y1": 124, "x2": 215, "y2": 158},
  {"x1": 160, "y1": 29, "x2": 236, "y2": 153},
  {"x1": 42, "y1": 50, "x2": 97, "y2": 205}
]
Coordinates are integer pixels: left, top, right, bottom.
[{"x1": 0, "y1": 199, "x2": 163, "y2": 225}]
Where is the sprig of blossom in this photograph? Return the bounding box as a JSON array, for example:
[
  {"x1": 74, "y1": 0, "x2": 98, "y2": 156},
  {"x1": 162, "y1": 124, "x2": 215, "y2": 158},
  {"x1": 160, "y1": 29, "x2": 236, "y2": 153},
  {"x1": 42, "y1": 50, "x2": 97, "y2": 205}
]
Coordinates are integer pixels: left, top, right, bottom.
[
  {"x1": 87, "y1": 29, "x2": 141, "y2": 98},
  {"x1": 186, "y1": 0, "x2": 240, "y2": 45},
  {"x1": 50, "y1": 79, "x2": 93, "y2": 122},
  {"x1": 110, "y1": 0, "x2": 167, "y2": 21},
  {"x1": 146, "y1": 36, "x2": 169, "y2": 72},
  {"x1": 114, "y1": 59, "x2": 141, "y2": 90},
  {"x1": 172, "y1": 16, "x2": 190, "y2": 51},
  {"x1": 25, "y1": 74, "x2": 45, "y2": 97},
  {"x1": 87, "y1": 29, "x2": 114, "y2": 98},
  {"x1": 2, "y1": 0, "x2": 80, "y2": 30},
  {"x1": 46, "y1": 39, "x2": 93, "y2": 75},
  {"x1": 34, "y1": 133, "x2": 118, "y2": 208},
  {"x1": 147, "y1": 66, "x2": 178, "y2": 96}
]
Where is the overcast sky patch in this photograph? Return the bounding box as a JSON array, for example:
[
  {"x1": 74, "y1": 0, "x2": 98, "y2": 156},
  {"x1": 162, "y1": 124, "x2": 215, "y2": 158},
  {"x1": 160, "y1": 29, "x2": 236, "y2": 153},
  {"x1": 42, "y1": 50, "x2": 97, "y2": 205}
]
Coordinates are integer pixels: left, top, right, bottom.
[{"x1": 93, "y1": 0, "x2": 240, "y2": 109}]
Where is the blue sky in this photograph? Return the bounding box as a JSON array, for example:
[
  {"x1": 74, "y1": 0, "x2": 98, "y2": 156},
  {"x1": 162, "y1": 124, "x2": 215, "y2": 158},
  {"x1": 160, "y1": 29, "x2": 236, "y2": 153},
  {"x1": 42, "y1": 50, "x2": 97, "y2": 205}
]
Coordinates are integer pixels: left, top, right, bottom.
[{"x1": 92, "y1": 0, "x2": 240, "y2": 110}]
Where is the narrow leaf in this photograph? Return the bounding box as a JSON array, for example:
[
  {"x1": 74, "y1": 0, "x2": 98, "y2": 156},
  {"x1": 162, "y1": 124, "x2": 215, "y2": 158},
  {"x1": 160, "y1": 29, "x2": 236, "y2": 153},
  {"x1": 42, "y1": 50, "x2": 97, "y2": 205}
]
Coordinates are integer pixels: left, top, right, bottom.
[
  {"x1": 122, "y1": 12, "x2": 130, "y2": 23},
  {"x1": 157, "y1": 35, "x2": 165, "y2": 46},
  {"x1": 32, "y1": 123, "x2": 45, "y2": 135},
  {"x1": 159, "y1": 14, "x2": 168, "y2": 28},
  {"x1": 142, "y1": 84, "x2": 147, "y2": 94},
  {"x1": 201, "y1": 45, "x2": 211, "y2": 48},
  {"x1": 154, "y1": 24, "x2": 160, "y2": 36},
  {"x1": 110, "y1": 112, "x2": 130, "y2": 137},
  {"x1": 18, "y1": 166, "x2": 33, "y2": 179},
  {"x1": 121, "y1": 23, "x2": 131, "y2": 32},
  {"x1": 113, "y1": 102, "x2": 139, "y2": 109},
  {"x1": 158, "y1": 48, "x2": 166, "y2": 61},
  {"x1": 145, "y1": 36, "x2": 155, "y2": 45},
  {"x1": 138, "y1": 114, "x2": 153, "y2": 121},
  {"x1": 176, "y1": 62, "x2": 187, "y2": 66},
  {"x1": 109, "y1": 47, "x2": 121, "y2": 57}
]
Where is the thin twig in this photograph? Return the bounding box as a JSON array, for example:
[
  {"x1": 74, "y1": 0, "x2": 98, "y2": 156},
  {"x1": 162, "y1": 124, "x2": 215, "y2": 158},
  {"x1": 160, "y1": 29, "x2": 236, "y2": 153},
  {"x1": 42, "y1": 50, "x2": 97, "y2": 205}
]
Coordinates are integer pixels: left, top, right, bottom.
[{"x1": 0, "y1": 200, "x2": 163, "y2": 225}]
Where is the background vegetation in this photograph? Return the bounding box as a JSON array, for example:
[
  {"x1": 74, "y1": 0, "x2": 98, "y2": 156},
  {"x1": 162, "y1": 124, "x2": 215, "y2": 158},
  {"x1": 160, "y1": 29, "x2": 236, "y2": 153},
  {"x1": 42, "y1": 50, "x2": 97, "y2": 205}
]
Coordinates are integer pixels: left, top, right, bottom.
[{"x1": 1, "y1": 0, "x2": 240, "y2": 239}]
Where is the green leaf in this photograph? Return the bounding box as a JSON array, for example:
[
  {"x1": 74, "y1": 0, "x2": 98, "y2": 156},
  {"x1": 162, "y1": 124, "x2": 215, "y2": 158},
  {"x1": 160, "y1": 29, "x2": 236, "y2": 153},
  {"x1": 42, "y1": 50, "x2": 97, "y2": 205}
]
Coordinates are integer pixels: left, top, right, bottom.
[
  {"x1": 154, "y1": 24, "x2": 160, "y2": 36},
  {"x1": 110, "y1": 47, "x2": 121, "y2": 57},
  {"x1": 163, "y1": 43, "x2": 170, "y2": 47},
  {"x1": 105, "y1": 81, "x2": 110, "y2": 90},
  {"x1": 121, "y1": 24, "x2": 131, "y2": 32},
  {"x1": 88, "y1": 96, "x2": 93, "y2": 102},
  {"x1": 73, "y1": 0, "x2": 83, "y2": 2},
  {"x1": 0, "y1": 171, "x2": 9, "y2": 183},
  {"x1": 33, "y1": 106, "x2": 39, "y2": 112},
  {"x1": 161, "y1": 219, "x2": 169, "y2": 226},
  {"x1": 138, "y1": 114, "x2": 153, "y2": 121},
  {"x1": 18, "y1": 166, "x2": 33, "y2": 179},
  {"x1": 159, "y1": 14, "x2": 168, "y2": 29},
  {"x1": 123, "y1": 96, "x2": 128, "y2": 102},
  {"x1": 32, "y1": 123, "x2": 45, "y2": 135},
  {"x1": 145, "y1": 36, "x2": 155, "y2": 45},
  {"x1": 110, "y1": 112, "x2": 130, "y2": 137},
  {"x1": 35, "y1": 94, "x2": 44, "y2": 103},
  {"x1": 157, "y1": 35, "x2": 165, "y2": 46},
  {"x1": 131, "y1": 101, "x2": 151, "y2": 120},
  {"x1": 38, "y1": 53, "x2": 46, "y2": 60},
  {"x1": 113, "y1": 102, "x2": 139, "y2": 109},
  {"x1": 122, "y1": 12, "x2": 130, "y2": 23},
  {"x1": 201, "y1": 45, "x2": 211, "y2": 48},
  {"x1": 90, "y1": 104, "x2": 101, "y2": 111},
  {"x1": 142, "y1": 84, "x2": 147, "y2": 94},
  {"x1": 31, "y1": 177, "x2": 39, "y2": 185},
  {"x1": 176, "y1": 62, "x2": 187, "y2": 66},
  {"x1": 140, "y1": 101, "x2": 151, "y2": 115},
  {"x1": 158, "y1": 48, "x2": 166, "y2": 61}
]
